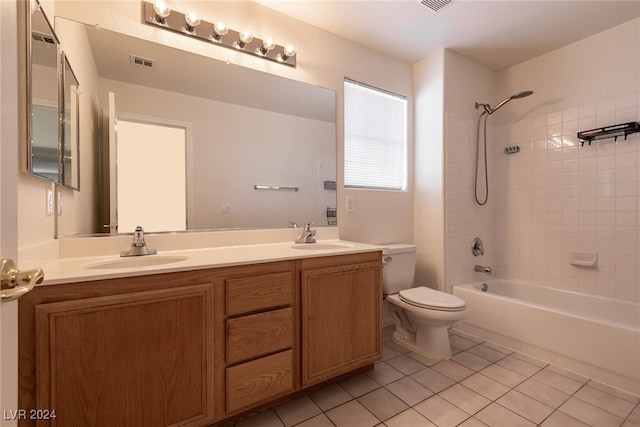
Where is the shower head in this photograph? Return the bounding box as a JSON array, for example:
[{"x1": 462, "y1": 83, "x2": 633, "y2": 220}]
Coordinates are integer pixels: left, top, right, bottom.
[
  {"x1": 511, "y1": 90, "x2": 534, "y2": 99},
  {"x1": 478, "y1": 90, "x2": 534, "y2": 115}
]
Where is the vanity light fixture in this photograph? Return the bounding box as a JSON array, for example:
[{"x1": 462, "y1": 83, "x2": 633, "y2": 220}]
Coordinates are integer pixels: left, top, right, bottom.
[
  {"x1": 152, "y1": 0, "x2": 171, "y2": 24},
  {"x1": 142, "y1": 1, "x2": 297, "y2": 67},
  {"x1": 184, "y1": 10, "x2": 201, "y2": 33}
]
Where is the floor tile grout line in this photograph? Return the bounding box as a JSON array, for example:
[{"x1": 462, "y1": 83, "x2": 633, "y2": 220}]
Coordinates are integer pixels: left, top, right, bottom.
[
  {"x1": 566, "y1": 380, "x2": 639, "y2": 423},
  {"x1": 620, "y1": 400, "x2": 640, "y2": 426}
]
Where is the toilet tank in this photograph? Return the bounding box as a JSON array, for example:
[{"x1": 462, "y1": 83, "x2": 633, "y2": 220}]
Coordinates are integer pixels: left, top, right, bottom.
[{"x1": 382, "y1": 244, "x2": 416, "y2": 295}]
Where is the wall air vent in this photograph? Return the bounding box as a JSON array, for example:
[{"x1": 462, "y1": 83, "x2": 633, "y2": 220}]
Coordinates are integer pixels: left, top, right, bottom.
[
  {"x1": 130, "y1": 54, "x2": 155, "y2": 70},
  {"x1": 32, "y1": 31, "x2": 56, "y2": 45},
  {"x1": 420, "y1": 0, "x2": 453, "y2": 12}
]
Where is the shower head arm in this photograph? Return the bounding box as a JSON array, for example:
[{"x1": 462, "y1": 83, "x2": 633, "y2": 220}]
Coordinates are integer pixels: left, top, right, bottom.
[{"x1": 489, "y1": 96, "x2": 513, "y2": 114}]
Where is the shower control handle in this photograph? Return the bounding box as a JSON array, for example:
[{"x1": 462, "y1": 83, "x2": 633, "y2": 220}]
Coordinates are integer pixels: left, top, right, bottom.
[{"x1": 472, "y1": 237, "x2": 484, "y2": 257}]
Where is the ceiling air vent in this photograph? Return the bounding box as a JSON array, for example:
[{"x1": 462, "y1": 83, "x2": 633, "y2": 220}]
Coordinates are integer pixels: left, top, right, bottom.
[
  {"x1": 32, "y1": 31, "x2": 56, "y2": 45},
  {"x1": 420, "y1": 0, "x2": 453, "y2": 12},
  {"x1": 130, "y1": 54, "x2": 155, "y2": 70}
]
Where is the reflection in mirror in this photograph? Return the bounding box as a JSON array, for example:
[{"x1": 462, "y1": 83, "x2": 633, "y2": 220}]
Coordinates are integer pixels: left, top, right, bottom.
[
  {"x1": 62, "y1": 53, "x2": 80, "y2": 190},
  {"x1": 115, "y1": 117, "x2": 187, "y2": 233},
  {"x1": 29, "y1": 1, "x2": 60, "y2": 183},
  {"x1": 54, "y1": 18, "x2": 337, "y2": 236}
]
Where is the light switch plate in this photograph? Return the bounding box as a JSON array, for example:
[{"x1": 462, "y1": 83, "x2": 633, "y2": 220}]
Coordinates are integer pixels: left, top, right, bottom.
[
  {"x1": 346, "y1": 196, "x2": 355, "y2": 213},
  {"x1": 46, "y1": 189, "x2": 53, "y2": 216}
]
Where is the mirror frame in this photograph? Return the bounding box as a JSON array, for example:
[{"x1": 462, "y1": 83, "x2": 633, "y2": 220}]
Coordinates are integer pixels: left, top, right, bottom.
[
  {"x1": 27, "y1": 0, "x2": 62, "y2": 184},
  {"x1": 61, "y1": 51, "x2": 80, "y2": 190}
]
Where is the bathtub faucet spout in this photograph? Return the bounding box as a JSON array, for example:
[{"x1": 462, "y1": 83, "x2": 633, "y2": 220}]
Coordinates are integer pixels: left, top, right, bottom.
[{"x1": 475, "y1": 265, "x2": 492, "y2": 275}]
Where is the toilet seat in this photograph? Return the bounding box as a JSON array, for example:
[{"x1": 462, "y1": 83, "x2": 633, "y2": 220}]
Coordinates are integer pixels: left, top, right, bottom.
[{"x1": 399, "y1": 287, "x2": 466, "y2": 312}]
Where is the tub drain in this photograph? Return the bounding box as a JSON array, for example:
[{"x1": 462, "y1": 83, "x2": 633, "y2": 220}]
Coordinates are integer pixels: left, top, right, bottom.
[{"x1": 481, "y1": 283, "x2": 488, "y2": 292}]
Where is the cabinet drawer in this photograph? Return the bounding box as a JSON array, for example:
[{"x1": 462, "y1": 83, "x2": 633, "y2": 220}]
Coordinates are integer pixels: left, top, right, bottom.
[
  {"x1": 226, "y1": 272, "x2": 293, "y2": 316},
  {"x1": 226, "y1": 349, "x2": 294, "y2": 413},
  {"x1": 227, "y1": 307, "x2": 293, "y2": 365}
]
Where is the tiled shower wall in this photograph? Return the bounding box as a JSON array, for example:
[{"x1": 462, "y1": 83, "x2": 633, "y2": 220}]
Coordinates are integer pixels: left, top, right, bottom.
[
  {"x1": 445, "y1": 92, "x2": 640, "y2": 302},
  {"x1": 445, "y1": 112, "x2": 496, "y2": 291}
]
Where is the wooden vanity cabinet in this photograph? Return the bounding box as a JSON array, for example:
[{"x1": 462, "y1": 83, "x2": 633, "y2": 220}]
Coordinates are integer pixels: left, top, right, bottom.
[
  {"x1": 19, "y1": 253, "x2": 381, "y2": 426},
  {"x1": 19, "y1": 270, "x2": 216, "y2": 427},
  {"x1": 298, "y1": 252, "x2": 382, "y2": 387}
]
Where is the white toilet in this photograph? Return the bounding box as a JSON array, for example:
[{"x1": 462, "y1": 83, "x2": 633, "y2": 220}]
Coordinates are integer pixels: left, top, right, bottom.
[{"x1": 383, "y1": 244, "x2": 467, "y2": 360}]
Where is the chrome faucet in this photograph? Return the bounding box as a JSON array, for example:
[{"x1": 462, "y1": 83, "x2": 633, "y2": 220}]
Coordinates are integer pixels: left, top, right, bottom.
[
  {"x1": 120, "y1": 226, "x2": 157, "y2": 257},
  {"x1": 295, "y1": 223, "x2": 316, "y2": 244},
  {"x1": 475, "y1": 265, "x2": 492, "y2": 275}
]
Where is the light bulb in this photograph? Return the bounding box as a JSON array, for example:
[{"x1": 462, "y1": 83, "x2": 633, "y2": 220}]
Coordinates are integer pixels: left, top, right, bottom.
[
  {"x1": 278, "y1": 44, "x2": 297, "y2": 62},
  {"x1": 263, "y1": 37, "x2": 276, "y2": 51},
  {"x1": 184, "y1": 11, "x2": 201, "y2": 32},
  {"x1": 213, "y1": 21, "x2": 228, "y2": 40},
  {"x1": 237, "y1": 29, "x2": 253, "y2": 48},
  {"x1": 283, "y1": 44, "x2": 296, "y2": 58},
  {"x1": 257, "y1": 37, "x2": 276, "y2": 55},
  {"x1": 153, "y1": 0, "x2": 171, "y2": 23}
]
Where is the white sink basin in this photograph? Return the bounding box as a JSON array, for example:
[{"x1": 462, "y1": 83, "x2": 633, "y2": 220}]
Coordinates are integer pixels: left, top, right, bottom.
[
  {"x1": 84, "y1": 255, "x2": 189, "y2": 270},
  {"x1": 291, "y1": 242, "x2": 354, "y2": 250}
]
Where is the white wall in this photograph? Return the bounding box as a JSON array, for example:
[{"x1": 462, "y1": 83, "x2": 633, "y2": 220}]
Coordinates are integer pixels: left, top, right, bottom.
[
  {"x1": 16, "y1": 0, "x2": 414, "y2": 249},
  {"x1": 413, "y1": 50, "x2": 445, "y2": 289}
]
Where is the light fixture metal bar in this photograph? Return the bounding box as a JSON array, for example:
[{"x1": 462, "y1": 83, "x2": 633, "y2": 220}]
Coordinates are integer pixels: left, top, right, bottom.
[{"x1": 142, "y1": 1, "x2": 296, "y2": 67}]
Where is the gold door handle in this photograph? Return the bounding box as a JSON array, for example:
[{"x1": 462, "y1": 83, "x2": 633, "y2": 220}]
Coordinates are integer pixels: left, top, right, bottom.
[{"x1": 1, "y1": 259, "x2": 44, "y2": 302}]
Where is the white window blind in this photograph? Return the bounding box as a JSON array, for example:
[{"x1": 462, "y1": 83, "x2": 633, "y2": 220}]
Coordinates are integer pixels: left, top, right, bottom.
[{"x1": 344, "y1": 79, "x2": 407, "y2": 191}]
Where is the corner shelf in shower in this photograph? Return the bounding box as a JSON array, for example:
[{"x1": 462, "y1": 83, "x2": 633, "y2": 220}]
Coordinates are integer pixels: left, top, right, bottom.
[{"x1": 577, "y1": 121, "x2": 640, "y2": 146}]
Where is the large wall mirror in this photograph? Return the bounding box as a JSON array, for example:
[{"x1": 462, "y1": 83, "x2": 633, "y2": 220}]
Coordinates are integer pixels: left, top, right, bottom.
[
  {"x1": 28, "y1": 0, "x2": 81, "y2": 189},
  {"x1": 54, "y1": 17, "x2": 337, "y2": 236}
]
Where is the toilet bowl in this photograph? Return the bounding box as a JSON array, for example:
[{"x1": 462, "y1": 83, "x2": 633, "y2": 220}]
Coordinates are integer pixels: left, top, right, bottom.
[{"x1": 383, "y1": 244, "x2": 467, "y2": 360}]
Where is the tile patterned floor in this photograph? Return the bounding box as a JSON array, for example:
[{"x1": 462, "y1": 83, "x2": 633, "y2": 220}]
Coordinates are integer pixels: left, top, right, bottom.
[{"x1": 232, "y1": 328, "x2": 640, "y2": 427}]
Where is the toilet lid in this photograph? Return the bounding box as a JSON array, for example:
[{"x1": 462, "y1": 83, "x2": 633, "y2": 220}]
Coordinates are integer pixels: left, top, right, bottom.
[{"x1": 399, "y1": 287, "x2": 466, "y2": 311}]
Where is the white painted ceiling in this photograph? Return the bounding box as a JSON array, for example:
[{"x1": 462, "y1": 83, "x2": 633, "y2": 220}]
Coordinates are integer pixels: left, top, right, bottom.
[{"x1": 256, "y1": 0, "x2": 640, "y2": 71}]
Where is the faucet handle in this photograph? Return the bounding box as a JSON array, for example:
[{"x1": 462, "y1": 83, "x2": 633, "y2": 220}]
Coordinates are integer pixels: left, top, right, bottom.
[{"x1": 133, "y1": 226, "x2": 145, "y2": 244}]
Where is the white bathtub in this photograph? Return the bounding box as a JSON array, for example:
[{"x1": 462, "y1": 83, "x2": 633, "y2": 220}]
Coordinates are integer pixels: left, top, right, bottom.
[{"x1": 453, "y1": 280, "x2": 640, "y2": 395}]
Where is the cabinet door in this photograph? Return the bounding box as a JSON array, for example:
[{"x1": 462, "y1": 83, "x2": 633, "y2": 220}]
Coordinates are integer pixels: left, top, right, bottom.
[
  {"x1": 301, "y1": 261, "x2": 381, "y2": 387},
  {"x1": 35, "y1": 284, "x2": 215, "y2": 427}
]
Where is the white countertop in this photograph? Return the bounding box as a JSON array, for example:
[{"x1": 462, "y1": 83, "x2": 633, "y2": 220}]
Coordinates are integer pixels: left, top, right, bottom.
[{"x1": 35, "y1": 239, "x2": 383, "y2": 286}]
